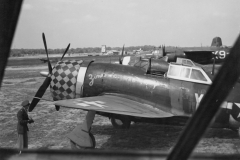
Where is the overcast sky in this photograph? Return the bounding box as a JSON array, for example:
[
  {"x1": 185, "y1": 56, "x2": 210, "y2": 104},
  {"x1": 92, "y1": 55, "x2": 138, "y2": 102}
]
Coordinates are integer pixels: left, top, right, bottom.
[{"x1": 12, "y1": 0, "x2": 240, "y2": 49}]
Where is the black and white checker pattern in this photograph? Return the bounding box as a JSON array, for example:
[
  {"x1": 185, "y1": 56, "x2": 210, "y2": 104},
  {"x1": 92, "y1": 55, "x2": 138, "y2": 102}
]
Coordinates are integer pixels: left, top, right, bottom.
[{"x1": 50, "y1": 60, "x2": 83, "y2": 100}]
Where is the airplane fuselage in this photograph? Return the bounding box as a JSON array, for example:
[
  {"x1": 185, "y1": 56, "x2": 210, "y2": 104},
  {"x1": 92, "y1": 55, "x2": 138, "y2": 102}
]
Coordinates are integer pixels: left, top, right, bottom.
[
  {"x1": 49, "y1": 60, "x2": 240, "y2": 128},
  {"x1": 82, "y1": 63, "x2": 240, "y2": 117}
]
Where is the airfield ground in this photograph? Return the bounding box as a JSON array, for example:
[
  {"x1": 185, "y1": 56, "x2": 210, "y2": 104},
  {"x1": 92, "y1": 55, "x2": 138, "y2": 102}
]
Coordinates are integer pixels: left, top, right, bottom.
[{"x1": 1, "y1": 56, "x2": 240, "y2": 153}]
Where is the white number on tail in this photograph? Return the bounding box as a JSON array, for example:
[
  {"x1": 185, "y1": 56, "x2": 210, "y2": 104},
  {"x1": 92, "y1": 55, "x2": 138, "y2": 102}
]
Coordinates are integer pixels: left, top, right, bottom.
[{"x1": 214, "y1": 51, "x2": 226, "y2": 59}]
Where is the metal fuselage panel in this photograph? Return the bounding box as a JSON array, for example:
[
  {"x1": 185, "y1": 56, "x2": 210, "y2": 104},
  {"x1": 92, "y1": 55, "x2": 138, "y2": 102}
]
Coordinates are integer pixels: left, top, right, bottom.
[
  {"x1": 82, "y1": 63, "x2": 216, "y2": 116},
  {"x1": 83, "y1": 63, "x2": 171, "y2": 112}
]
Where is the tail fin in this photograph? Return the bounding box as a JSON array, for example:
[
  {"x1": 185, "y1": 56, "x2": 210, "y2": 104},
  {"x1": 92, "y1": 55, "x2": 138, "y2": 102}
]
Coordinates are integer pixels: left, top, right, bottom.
[{"x1": 211, "y1": 37, "x2": 222, "y2": 47}]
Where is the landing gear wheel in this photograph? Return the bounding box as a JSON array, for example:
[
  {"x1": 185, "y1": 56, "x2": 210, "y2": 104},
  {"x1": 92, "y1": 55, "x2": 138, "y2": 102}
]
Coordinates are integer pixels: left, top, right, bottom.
[
  {"x1": 111, "y1": 116, "x2": 131, "y2": 129},
  {"x1": 70, "y1": 132, "x2": 96, "y2": 149}
]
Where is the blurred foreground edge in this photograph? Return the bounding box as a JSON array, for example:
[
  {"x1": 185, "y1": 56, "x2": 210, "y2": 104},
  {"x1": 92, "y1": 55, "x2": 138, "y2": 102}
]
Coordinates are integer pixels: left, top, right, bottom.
[
  {"x1": 0, "y1": 0, "x2": 23, "y2": 87},
  {"x1": 1, "y1": 148, "x2": 240, "y2": 160}
]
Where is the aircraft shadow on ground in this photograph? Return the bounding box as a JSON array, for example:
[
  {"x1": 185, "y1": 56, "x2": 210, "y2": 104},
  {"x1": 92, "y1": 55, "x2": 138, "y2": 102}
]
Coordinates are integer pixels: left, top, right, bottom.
[{"x1": 90, "y1": 122, "x2": 239, "y2": 150}]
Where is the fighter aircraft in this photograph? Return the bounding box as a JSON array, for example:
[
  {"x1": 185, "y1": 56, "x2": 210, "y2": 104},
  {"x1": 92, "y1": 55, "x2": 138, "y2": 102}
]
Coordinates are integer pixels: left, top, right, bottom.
[
  {"x1": 164, "y1": 37, "x2": 230, "y2": 64},
  {"x1": 124, "y1": 37, "x2": 230, "y2": 66},
  {"x1": 28, "y1": 33, "x2": 240, "y2": 149},
  {"x1": 2, "y1": 1, "x2": 240, "y2": 159},
  {"x1": 121, "y1": 37, "x2": 230, "y2": 76},
  {"x1": 133, "y1": 48, "x2": 142, "y2": 54}
]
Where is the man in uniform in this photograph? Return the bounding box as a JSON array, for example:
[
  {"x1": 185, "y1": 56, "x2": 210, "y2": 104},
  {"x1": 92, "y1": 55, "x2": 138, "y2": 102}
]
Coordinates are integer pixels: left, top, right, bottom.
[{"x1": 17, "y1": 100, "x2": 34, "y2": 149}]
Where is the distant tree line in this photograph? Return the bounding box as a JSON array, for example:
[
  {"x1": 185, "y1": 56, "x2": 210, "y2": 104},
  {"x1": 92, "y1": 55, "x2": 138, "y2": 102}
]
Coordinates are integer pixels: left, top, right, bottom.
[{"x1": 10, "y1": 45, "x2": 159, "y2": 57}]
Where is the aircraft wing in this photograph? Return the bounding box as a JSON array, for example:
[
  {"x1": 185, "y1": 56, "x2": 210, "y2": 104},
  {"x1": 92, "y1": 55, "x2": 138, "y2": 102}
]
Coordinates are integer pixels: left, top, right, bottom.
[{"x1": 54, "y1": 95, "x2": 173, "y2": 118}]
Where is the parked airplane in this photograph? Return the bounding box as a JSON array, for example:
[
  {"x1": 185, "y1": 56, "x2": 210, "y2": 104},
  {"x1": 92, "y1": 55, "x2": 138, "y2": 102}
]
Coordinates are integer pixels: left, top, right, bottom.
[
  {"x1": 29, "y1": 33, "x2": 240, "y2": 149},
  {"x1": 2, "y1": 2, "x2": 240, "y2": 159},
  {"x1": 164, "y1": 37, "x2": 230, "y2": 64},
  {"x1": 133, "y1": 48, "x2": 142, "y2": 54},
  {"x1": 128, "y1": 37, "x2": 230, "y2": 65},
  {"x1": 121, "y1": 54, "x2": 221, "y2": 77},
  {"x1": 101, "y1": 45, "x2": 127, "y2": 56},
  {"x1": 121, "y1": 37, "x2": 230, "y2": 76}
]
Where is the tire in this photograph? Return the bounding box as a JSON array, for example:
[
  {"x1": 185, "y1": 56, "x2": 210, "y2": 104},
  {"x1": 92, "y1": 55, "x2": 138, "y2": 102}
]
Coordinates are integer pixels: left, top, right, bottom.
[
  {"x1": 111, "y1": 116, "x2": 131, "y2": 129},
  {"x1": 70, "y1": 132, "x2": 96, "y2": 149}
]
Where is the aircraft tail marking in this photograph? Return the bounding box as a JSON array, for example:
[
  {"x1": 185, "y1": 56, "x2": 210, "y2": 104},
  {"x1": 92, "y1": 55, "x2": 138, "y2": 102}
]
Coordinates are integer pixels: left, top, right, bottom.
[{"x1": 211, "y1": 37, "x2": 222, "y2": 47}]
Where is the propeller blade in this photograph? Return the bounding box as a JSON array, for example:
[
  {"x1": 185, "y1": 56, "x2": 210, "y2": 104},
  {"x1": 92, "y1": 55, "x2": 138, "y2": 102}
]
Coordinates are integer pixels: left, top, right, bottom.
[
  {"x1": 61, "y1": 43, "x2": 71, "y2": 61},
  {"x1": 29, "y1": 77, "x2": 51, "y2": 112},
  {"x1": 119, "y1": 44, "x2": 125, "y2": 64},
  {"x1": 42, "y1": 33, "x2": 53, "y2": 74}
]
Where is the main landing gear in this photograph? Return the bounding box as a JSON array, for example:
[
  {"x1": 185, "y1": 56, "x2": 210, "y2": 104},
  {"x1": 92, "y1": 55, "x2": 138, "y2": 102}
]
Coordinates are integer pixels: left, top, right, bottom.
[
  {"x1": 68, "y1": 111, "x2": 96, "y2": 149},
  {"x1": 110, "y1": 115, "x2": 131, "y2": 129},
  {"x1": 70, "y1": 132, "x2": 96, "y2": 149}
]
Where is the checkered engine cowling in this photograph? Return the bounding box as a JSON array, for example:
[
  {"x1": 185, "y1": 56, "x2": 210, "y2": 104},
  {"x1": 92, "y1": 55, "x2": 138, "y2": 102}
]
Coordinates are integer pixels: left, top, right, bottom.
[{"x1": 50, "y1": 60, "x2": 83, "y2": 100}]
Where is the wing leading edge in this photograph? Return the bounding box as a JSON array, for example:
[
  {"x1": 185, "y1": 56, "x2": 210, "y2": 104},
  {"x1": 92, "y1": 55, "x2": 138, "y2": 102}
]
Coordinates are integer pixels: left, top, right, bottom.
[{"x1": 54, "y1": 95, "x2": 173, "y2": 118}]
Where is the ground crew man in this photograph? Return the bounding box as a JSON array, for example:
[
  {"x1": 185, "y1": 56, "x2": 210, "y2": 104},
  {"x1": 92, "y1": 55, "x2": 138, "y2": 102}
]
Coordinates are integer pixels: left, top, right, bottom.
[{"x1": 17, "y1": 100, "x2": 34, "y2": 149}]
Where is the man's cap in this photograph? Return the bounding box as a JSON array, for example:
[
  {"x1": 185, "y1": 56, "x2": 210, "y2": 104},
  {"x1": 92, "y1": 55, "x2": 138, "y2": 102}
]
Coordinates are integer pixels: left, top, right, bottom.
[{"x1": 21, "y1": 100, "x2": 30, "y2": 107}]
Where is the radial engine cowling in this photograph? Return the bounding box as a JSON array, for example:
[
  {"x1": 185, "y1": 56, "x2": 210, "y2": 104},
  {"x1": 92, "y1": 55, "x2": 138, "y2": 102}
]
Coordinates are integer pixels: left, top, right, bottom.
[{"x1": 50, "y1": 60, "x2": 91, "y2": 102}]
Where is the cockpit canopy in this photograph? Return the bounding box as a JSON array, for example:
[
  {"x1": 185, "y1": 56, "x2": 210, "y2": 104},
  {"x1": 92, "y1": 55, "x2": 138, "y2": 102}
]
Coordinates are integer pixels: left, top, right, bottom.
[
  {"x1": 167, "y1": 61, "x2": 212, "y2": 85},
  {"x1": 176, "y1": 58, "x2": 195, "y2": 67}
]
